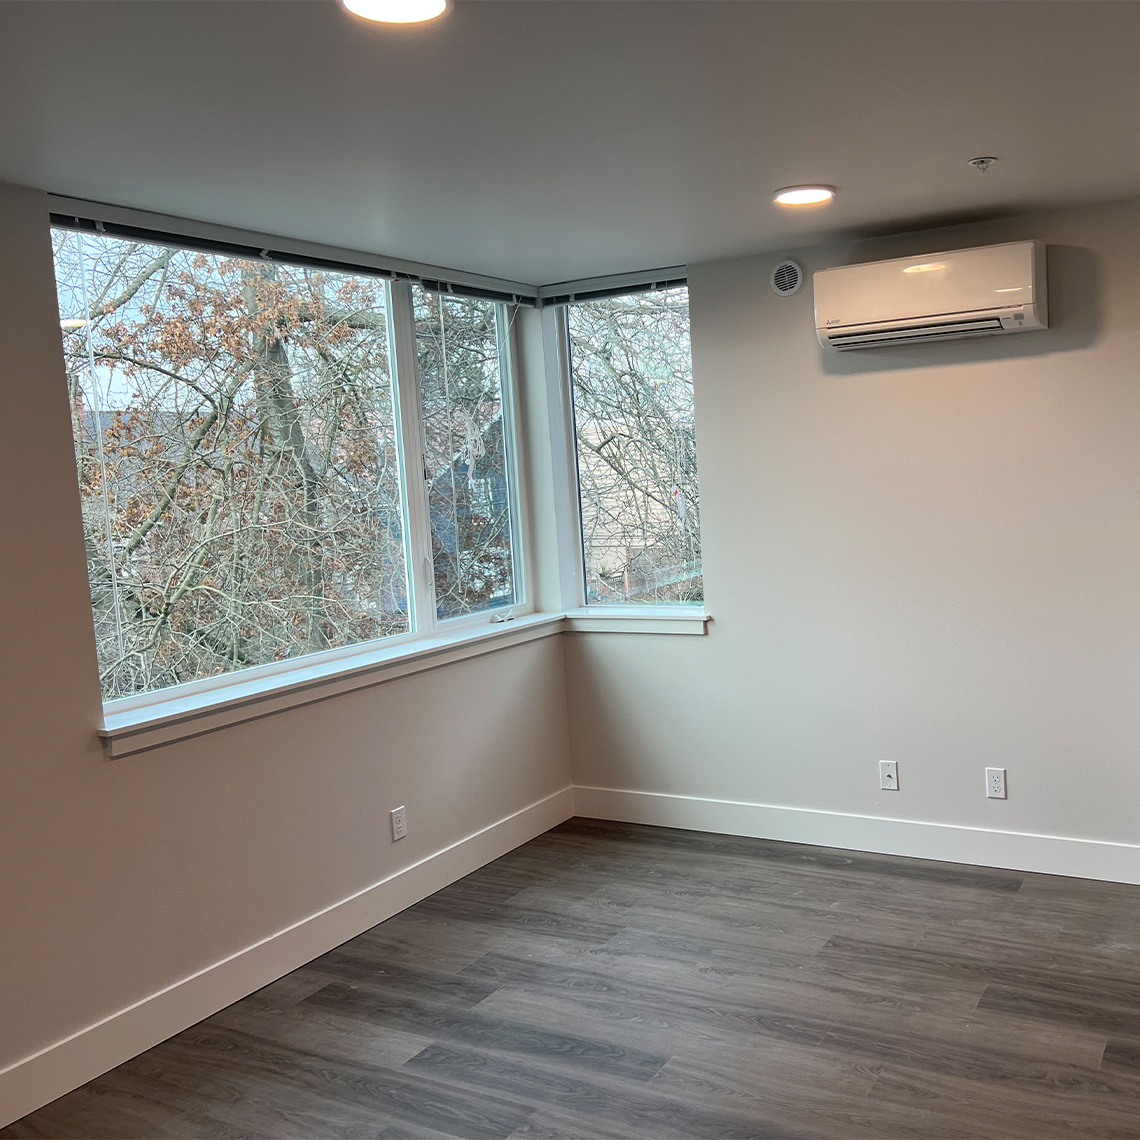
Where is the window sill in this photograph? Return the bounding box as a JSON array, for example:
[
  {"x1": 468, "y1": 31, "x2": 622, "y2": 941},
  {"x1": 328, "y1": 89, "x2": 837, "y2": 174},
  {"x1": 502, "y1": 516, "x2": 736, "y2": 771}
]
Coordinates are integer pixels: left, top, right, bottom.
[
  {"x1": 98, "y1": 606, "x2": 710, "y2": 758},
  {"x1": 99, "y1": 613, "x2": 565, "y2": 759},
  {"x1": 562, "y1": 606, "x2": 710, "y2": 636}
]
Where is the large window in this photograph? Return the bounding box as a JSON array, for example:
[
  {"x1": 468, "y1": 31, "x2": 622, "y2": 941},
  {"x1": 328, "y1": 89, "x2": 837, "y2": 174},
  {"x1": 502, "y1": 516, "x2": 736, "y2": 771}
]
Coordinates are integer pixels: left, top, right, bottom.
[
  {"x1": 53, "y1": 228, "x2": 521, "y2": 702},
  {"x1": 567, "y1": 286, "x2": 702, "y2": 605}
]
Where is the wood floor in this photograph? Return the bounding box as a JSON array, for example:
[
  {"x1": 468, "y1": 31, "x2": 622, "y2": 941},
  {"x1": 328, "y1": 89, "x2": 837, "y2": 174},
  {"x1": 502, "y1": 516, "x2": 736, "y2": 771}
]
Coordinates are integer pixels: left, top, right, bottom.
[{"x1": 8, "y1": 819, "x2": 1140, "y2": 1139}]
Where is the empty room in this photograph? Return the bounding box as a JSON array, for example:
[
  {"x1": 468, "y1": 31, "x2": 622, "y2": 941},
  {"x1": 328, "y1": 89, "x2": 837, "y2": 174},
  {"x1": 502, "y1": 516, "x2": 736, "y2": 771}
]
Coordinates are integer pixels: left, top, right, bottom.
[{"x1": 5, "y1": 1, "x2": 1140, "y2": 1136}]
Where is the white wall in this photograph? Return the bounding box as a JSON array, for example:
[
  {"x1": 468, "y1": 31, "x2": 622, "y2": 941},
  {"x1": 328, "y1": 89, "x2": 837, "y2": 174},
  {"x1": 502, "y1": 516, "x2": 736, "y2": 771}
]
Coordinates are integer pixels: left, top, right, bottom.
[
  {"x1": 10, "y1": 177, "x2": 1140, "y2": 1125},
  {"x1": 0, "y1": 183, "x2": 573, "y2": 1123},
  {"x1": 569, "y1": 198, "x2": 1140, "y2": 874}
]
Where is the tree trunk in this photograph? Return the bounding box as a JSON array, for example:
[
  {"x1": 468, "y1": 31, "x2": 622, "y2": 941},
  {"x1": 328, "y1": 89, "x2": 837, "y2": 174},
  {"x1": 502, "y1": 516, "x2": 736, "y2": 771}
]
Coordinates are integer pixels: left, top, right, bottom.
[{"x1": 243, "y1": 265, "x2": 329, "y2": 655}]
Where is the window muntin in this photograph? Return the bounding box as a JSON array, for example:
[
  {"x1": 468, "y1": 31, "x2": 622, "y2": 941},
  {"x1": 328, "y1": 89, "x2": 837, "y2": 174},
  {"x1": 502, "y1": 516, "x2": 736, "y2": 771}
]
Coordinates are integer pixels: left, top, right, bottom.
[
  {"x1": 54, "y1": 229, "x2": 409, "y2": 701},
  {"x1": 566, "y1": 286, "x2": 702, "y2": 606},
  {"x1": 413, "y1": 287, "x2": 517, "y2": 619}
]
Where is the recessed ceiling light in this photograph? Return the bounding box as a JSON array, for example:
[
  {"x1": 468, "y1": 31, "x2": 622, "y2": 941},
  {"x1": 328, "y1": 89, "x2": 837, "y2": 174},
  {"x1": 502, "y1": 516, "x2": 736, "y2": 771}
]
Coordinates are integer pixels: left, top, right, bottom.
[
  {"x1": 773, "y1": 186, "x2": 836, "y2": 207},
  {"x1": 341, "y1": 0, "x2": 450, "y2": 24}
]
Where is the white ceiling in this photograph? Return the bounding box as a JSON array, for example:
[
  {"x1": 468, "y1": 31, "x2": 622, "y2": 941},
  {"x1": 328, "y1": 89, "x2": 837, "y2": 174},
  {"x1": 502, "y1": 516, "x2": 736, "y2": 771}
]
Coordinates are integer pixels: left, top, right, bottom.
[{"x1": 3, "y1": 0, "x2": 1140, "y2": 285}]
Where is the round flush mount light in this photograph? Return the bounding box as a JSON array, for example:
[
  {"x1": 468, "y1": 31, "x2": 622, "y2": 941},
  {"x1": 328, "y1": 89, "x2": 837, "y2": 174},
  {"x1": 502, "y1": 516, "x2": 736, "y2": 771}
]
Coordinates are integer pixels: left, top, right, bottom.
[
  {"x1": 341, "y1": 0, "x2": 450, "y2": 23},
  {"x1": 773, "y1": 185, "x2": 836, "y2": 207}
]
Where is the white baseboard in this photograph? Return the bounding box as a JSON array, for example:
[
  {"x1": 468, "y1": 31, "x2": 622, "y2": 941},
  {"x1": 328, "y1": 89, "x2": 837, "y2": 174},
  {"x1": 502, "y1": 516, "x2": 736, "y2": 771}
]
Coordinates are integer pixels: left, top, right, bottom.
[
  {"x1": 0, "y1": 786, "x2": 575, "y2": 1129},
  {"x1": 572, "y1": 785, "x2": 1140, "y2": 885}
]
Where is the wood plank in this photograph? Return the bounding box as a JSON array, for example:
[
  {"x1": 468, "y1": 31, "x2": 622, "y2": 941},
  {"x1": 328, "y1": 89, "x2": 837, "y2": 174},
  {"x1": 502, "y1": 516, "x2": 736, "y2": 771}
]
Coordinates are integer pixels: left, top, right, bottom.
[
  {"x1": 303, "y1": 981, "x2": 674, "y2": 1083},
  {"x1": 402, "y1": 1042, "x2": 799, "y2": 1139}
]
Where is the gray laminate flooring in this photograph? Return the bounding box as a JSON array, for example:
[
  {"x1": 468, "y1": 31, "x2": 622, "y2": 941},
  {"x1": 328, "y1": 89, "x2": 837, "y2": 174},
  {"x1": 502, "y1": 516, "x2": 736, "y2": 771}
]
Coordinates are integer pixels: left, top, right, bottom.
[{"x1": 7, "y1": 818, "x2": 1140, "y2": 1139}]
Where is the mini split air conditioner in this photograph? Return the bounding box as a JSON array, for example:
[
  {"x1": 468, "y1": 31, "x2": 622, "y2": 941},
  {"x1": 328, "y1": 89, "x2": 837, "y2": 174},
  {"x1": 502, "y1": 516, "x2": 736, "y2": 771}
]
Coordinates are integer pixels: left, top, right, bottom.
[{"x1": 814, "y1": 240, "x2": 1047, "y2": 350}]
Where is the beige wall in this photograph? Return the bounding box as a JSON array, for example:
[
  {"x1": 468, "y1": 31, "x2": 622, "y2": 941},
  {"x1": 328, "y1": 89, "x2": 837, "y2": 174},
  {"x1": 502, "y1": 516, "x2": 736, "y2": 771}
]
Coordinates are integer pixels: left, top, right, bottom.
[
  {"x1": 0, "y1": 183, "x2": 572, "y2": 1075},
  {"x1": 568, "y1": 198, "x2": 1140, "y2": 846}
]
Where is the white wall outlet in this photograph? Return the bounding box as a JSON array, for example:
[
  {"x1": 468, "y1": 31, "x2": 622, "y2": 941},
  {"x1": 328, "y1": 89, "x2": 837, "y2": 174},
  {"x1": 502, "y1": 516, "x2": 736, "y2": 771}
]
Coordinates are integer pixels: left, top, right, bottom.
[
  {"x1": 879, "y1": 761, "x2": 899, "y2": 791},
  {"x1": 390, "y1": 805, "x2": 408, "y2": 841},
  {"x1": 986, "y1": 768, "x2": 1007, "y2": 799}
]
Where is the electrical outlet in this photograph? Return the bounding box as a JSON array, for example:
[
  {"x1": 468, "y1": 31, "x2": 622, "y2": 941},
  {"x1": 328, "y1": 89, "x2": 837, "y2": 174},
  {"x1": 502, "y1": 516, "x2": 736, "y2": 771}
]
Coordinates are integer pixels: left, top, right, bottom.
[
  {"x1": 879, "y1": 761, "x2": 899, "y2": 791},
  {"x1": 986, "y1": 768, "x2": 1007, "y2": 799},
  {"x1": 390, "y1": 805, "x2": 408, "y2": 841}
]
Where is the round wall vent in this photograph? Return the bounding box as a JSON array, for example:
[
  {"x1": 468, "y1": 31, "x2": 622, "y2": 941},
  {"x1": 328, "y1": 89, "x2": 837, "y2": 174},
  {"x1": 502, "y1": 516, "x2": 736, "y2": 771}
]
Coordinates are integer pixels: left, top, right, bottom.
[{"x1": 770, "y1": 260, "x2": 803, "y2": 297}]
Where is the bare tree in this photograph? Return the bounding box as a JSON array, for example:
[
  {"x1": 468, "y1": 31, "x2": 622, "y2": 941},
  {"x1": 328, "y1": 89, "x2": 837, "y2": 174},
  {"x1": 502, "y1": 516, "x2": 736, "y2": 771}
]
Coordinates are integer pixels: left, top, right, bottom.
[
  {"x1": 56, "y1": 231, "x2": 412, "y2": 699},
  {"x1": 568, "y1": 287, "x2": 702, "y2": 604},
  {"x1": 413, "y1": 289, "x2": 515, "y2": 618},
  {"x1": 54, "y1": 230, "x2": 683, "y2": 698}
]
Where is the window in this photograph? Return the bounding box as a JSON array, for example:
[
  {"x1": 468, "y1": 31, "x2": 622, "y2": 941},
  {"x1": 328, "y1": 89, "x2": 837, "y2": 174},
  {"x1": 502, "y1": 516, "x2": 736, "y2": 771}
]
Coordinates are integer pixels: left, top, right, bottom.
[
  {"x1": 413, "y1": 287, "x2": 517, "y2": 618},
  {"x1": 53, "y1": 228, "x2": 522, "y2": 703},
  {"x1": 566, "y1": 286, "x2": 703, "y2": 606}
]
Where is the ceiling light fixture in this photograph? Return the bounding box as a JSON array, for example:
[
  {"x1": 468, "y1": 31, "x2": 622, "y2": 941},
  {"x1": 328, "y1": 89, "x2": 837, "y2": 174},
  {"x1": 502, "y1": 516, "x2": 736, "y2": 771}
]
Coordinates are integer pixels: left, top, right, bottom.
[
  {"x1": 773, "y1": 185, "x2": 836, "y2": 207},
  {"x1": 340, "y1": 0, "x2": 449, "y2": 23}
]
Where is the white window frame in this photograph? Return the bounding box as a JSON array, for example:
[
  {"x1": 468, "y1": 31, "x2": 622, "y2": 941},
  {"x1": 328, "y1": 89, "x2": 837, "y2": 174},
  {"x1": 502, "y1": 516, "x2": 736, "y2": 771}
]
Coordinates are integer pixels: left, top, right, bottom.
[
  {"x1": 541, "y1": 303, "x2": 588, "y2": 611},
  {"x1": 545, "y1": 284, "x2": 707, "y2": 624},
  {"x1": 50, "y1": 200, "x2": 537, "y2": 749},
  {"x1": 394, "y1": 283, "x2": 532, "y2": 635}
]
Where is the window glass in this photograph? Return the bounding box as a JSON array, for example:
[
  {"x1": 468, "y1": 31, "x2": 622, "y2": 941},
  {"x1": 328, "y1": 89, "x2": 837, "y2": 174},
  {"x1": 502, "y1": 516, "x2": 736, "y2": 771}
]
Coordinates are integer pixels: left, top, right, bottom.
[
  {"x1": 567, "y1": 286, "x2": 702, "y2": 605},
  {"x1": 53, "y1": 229, "x2": 408, "y2": 701},
  {"x1": 413, "y1": 287, "x2": 516, "y2": 618}
]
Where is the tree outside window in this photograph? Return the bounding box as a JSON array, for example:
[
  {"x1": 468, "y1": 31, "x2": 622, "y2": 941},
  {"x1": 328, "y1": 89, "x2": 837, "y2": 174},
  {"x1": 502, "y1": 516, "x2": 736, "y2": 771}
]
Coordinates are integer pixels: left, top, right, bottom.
[
  {"x1": 55, "y1": 230, "x2": 408, "y2": 700},
  {"x1": 567, "y1": 287, "x2": 702, "y2": 606}
]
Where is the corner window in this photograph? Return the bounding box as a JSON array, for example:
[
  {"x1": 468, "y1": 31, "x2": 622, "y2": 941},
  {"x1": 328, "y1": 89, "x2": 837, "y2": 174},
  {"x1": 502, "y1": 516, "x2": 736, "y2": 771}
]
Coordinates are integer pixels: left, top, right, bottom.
[
  {"x1": 566, "y1": 286, "x2": 703, "y2": 605},
  {"x1": 52, "y1": 227, "x2": 524, "y2": 703}
]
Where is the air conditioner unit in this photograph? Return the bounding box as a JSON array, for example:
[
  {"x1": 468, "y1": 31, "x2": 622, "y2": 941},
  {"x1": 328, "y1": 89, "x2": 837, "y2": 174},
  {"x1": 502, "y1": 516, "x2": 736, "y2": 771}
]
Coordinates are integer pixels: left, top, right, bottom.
[{"x1": 814, "y1": 240, "x2": 1047, "y2": 350}]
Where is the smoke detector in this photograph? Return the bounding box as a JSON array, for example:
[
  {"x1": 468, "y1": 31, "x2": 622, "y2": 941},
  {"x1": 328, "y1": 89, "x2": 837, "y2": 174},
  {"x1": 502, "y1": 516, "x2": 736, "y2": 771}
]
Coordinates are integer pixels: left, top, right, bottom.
[{"x1": 770, "y1": 260, "x2": 803, "y2": 297}]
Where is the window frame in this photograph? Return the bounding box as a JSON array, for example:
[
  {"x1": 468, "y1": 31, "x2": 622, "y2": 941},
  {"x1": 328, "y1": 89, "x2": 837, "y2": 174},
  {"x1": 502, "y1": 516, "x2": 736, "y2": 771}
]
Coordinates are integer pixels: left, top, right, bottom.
[
  {"x1": 48, "y1": 198, "x2": 707, "y2": 754},
  {"x1": 50, "y1": 204, "x2": 536, "y2": 722},
  {"x1": 401, "y1": 283, "x2": 529, "y2": 632}
]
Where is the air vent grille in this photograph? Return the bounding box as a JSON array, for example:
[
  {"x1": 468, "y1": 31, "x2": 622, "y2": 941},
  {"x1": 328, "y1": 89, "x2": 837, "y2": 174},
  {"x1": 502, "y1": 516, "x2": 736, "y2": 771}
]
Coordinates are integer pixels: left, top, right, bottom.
[
  {"x1": 828, "y1": 316, "x2": 1005, "y2": 350},
  {"x1": 771, "y1": 260, "x2": 803, "y2": 297}
]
